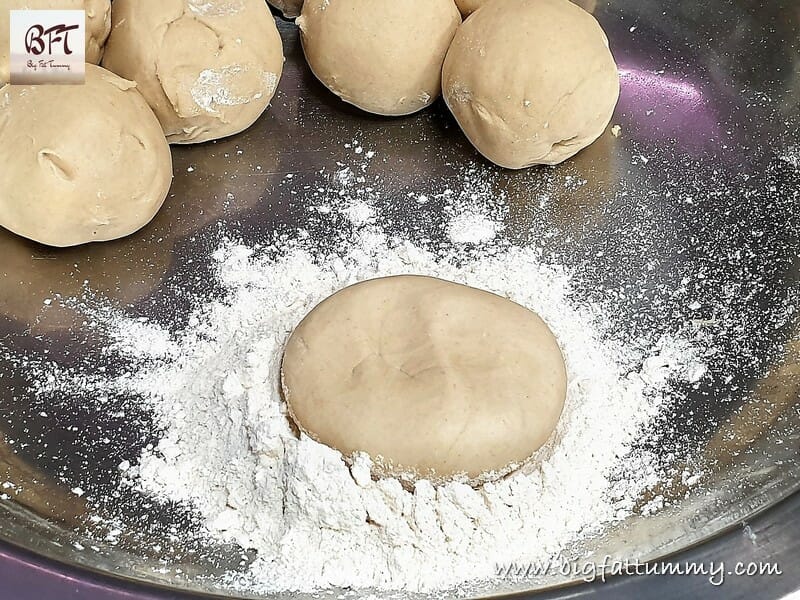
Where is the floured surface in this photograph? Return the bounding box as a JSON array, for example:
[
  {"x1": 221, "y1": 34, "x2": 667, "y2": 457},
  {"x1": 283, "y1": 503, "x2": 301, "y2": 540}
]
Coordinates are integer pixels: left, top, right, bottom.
[
  {"x1": 18, "y1": 190, "x2": 708, "y2": 594},
  {"x1": 0, "y1": 9, "x2": 798, "y2": 598},
  {"x1": 1, "y1": 132, "x2": 797, "y2": 595}
]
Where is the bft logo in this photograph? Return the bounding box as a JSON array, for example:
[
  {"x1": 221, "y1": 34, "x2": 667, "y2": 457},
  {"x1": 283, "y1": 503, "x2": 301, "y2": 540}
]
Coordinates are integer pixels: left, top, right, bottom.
[
  {"x1": 9, "y1": 10, "x2": 85, "y2": 85},
  {"x1": 25, "y1": 23, "x2": 80, "y2": 56}
]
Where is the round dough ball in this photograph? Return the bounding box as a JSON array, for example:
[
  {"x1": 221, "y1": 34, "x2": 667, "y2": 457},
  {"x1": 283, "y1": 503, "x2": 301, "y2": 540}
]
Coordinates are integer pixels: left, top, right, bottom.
[
  {"x1": 268, "y1": 0, "x2": 303, "y2": 18},
  {"x1": 455, "y1": 0, "x2": 488, "y2": 16},
  {"x1": 0, "y1": 64, "x2": 172, "y2": 247},
  {"x1": 442, "y1": 0, "x2": 620, "y2": 168},
  {"x1": 282, "y1": 275, "x2": 567, "y2": 485},
  {"x1": 0, "y1": 0, "x2": 111, "y2": 84},
  {"x1": 101, "y1": 0, "x2": 284, "y2": 144},
  {"x1": 297, "y1": 0, "x2": 462, "y2": 116}
]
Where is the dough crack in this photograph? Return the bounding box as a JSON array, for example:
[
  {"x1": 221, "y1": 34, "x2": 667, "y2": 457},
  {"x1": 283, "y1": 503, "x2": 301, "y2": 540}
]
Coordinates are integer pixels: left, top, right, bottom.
[{"x1": 37, "y1": 149, "x2": 75, "y2": 182}]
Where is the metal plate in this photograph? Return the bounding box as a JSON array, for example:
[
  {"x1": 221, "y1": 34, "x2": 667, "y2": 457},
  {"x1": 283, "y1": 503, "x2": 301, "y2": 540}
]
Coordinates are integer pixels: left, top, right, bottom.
[{"x1": 0, "y1": 1, "x2": 799, "y2": 598}]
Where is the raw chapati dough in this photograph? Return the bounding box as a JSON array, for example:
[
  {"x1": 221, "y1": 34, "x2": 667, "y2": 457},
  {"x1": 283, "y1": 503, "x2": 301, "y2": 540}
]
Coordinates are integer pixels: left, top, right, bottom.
[
  {"x1": 442, "y1": 0, "x2": 620, "y2": 168},
  {"x1": 268, "y1": 0, "x2": 303, "y2": 18},
  {"x1": 102, "y1": 0, "x2": 284, "y2": 144},
  {"x1": 282, "y1": 275, "x2": 567, "y2": 485},
  {"x1": 0, "y1": 64, "x2": 172, "y2": 247},
  {"x1": 0, "y1": 0, "x2": 111, "y2": 84},
  {"x1": 455, "y1": 0, "x2": 487, "y2": 16},
  {"x1": 457, "y1": 0, "x2": 597, "y2": 16},
  {"x1": 297, "y1": 0, "x2": 461, "y2": 116}
]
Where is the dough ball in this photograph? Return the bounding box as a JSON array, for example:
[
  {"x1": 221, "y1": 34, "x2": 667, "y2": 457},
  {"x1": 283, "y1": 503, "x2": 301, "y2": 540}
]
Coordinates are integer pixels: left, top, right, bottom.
[
  {"x1": 297, "y1": 0, "x2": 461, "y2": 116},
  {"x1": 454, "y1": 0, "x2": 488, "y2": 16},
  {"x1": 268, "y1": 0, "x2": 303, "y2": 18},
  {"x1": 101, "y1": 0, "x2": 284, "y2": 144},
  {"x1": 282, "y1": 275, "x2": 567, "y2": 485},
  {"x1": 0, "y1": 0, "x2": 111, "y2": 84},
  {"x1": 0, "y1": 64, "x2": 172, "y2": 247},
  {"x1": 456, "y1": 0, "x2": 597, "y2": 16},
  {"x1": 442, "y1": 0, "x2": 620, "y2": 168}
]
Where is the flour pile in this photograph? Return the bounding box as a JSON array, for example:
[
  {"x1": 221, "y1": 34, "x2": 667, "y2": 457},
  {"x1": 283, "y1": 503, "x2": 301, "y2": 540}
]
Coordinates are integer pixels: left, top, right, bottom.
[{"x1": 74, "y1": 218, "x2": 708, "y2": 594}]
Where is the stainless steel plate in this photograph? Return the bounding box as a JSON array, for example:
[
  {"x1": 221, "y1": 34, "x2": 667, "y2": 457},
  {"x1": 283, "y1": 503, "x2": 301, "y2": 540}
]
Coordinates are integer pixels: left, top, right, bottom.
[{"x1": 0, "y1": 1, "x2": 799, "y2": 598}]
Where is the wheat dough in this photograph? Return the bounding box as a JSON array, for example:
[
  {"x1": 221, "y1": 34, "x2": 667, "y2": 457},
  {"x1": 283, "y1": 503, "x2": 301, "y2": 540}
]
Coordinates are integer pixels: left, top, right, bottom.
[
  {"x1": 456, "y1": 0, "x2": 599, "y2": 15},
  {"x1": 442, "y1": 0, "x2": 620, "y2": 168},
  {"x1": 457, "y1": 0, "x2": 597, "y2": 16},
  {"x1": 268, "y1": 0, "x2": 303, "y2": 17},
  {"x1": 282, "y1": 275, "x2": 567, "y2": 485},
  {"x1": 0, "y1": 0, "x2": 111, "y2": 84},
  {"x1": 102, "y1": 0, "x2": 284, "y2": 144},
  {"x1": 455, "y1": 0, "x2": 487, "y2": 16},
  {"x1": 0, "y1": 64, "x2": 172, "y2": 247},
  {"x1": 297, "y1": 0, "x2": 461, "y2": 116}
]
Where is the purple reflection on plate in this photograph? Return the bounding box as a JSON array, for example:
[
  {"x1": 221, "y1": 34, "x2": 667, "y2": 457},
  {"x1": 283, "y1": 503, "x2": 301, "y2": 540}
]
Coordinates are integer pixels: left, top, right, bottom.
[
  {"x1": 618, "y1": 64, "x2": 722, "y2": 150},
  {"x1": 0, "y1": 543, "x2": 172, "y2": 600}
]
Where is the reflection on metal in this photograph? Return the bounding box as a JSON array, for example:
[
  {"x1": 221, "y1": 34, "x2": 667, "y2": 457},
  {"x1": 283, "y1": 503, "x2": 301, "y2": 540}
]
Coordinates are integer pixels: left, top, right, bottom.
[
  {"x1": 0, "y1": 438, "x2": 87, "y2": 526},
  {"x1": 0, "y1": 3, "x2": 797, "y2": 598},
  {"x1": 705, "y1": 337, "x2": 800, "y2": 467}
]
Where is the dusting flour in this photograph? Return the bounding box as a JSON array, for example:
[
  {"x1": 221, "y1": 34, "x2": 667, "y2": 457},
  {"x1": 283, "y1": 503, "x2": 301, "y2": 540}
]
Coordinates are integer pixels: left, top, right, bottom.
[
  {"x1": 63, "y1": 217, "x2": 708, "y2": 595},
  {"x1": 446, "y1": 211, "x2": 504, "y2": 245}
]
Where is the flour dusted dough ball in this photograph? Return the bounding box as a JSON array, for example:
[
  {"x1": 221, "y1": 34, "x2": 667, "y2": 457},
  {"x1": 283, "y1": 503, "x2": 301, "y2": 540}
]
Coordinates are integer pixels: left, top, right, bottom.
[
  {"x1": 442, "y1": 0, "x2": 620, "y2": 168},
  {"x1": 0, "y1": 64, "x2": 172, "y2": 247},
  {"x1": 0, "y1": 0, "x2": 111, "y2": 84},
  {"x1": 102, "y1": 0, "x2": 284, "y2": 144},
  {"x1": 282, "y1": 275, "x2": 567, "y2": 485},
  {"x1": 297, "y1": 0, "x2": 461, "y2": 116},
  {"x1": 455, "y1": 0, "x2": 488, "y2": 16},
  {"x1": 268, "y1": 0, "x2": 303, "y2": 18}
]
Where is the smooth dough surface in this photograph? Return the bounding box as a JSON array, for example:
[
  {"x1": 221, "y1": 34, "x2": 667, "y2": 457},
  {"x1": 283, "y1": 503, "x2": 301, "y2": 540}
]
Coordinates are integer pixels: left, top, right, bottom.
[
  {"x1": 268, "y1": 0, "x2": 303, "y2": 17},
  {"x1": 457, "y1": 0, "x2": 599, "y2": 15},
  {"x1": 102, "y1": 0, "x2": 284, "y2": 144},
  {"x1": 0, "y1": 0, "x2": 111, "y2": 84},
  {"x1": 297, "y1": 0, "x2": 461, "y2": 116},
  {"x1": 0, "y1": 64, "x2": 172, "y2": 247},
  {"x1": 282, "y1": 275, "x2": 568, "y2": 484},
  {"x1": 442, "y1": 0, "x2": 620, "y2": 168}
]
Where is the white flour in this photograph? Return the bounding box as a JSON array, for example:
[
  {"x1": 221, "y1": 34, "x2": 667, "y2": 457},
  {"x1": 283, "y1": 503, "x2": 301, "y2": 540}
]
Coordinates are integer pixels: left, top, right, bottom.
[
  {"x1": 5, "y1": 142, "x2": 714, "y2": 595},
  {"x1": 446, "y1": 210, "x2": 505, "y2": 245},
  {"x1": 75, "y1": 216, "x2": 708, "y2": 594}
]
